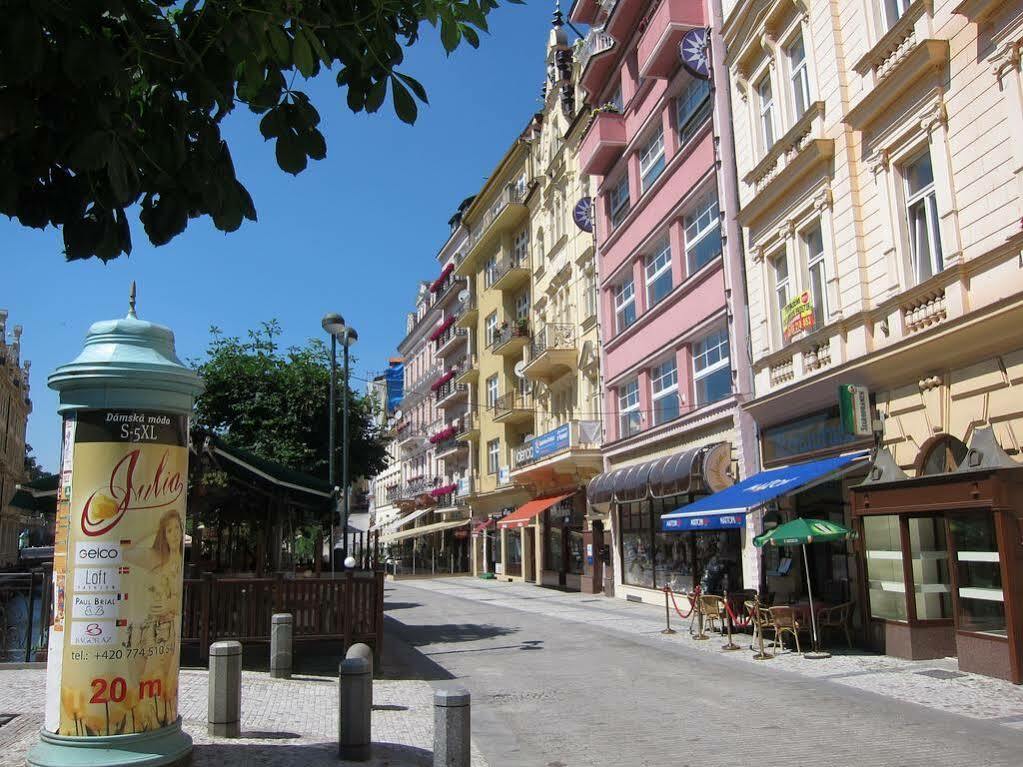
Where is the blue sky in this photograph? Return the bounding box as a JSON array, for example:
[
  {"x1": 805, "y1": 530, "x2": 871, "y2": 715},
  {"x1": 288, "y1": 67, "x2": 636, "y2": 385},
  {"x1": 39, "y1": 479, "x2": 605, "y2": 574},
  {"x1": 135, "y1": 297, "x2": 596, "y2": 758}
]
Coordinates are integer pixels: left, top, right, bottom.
[{"x1": 3, "y1": 2, "x2": 568, "y2": 472}]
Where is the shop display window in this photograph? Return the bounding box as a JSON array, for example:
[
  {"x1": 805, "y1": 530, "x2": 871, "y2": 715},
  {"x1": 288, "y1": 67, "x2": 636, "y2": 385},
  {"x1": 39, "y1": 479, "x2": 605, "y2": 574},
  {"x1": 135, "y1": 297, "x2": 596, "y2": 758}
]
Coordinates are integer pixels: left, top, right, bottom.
[
  {"x1": 908, "y1": 517, "x2": 952, "y2": 620},
  {"x1": 620, "y1": 502, "x2": 654, "y2": 588},
  {"x1": 950, "y1": 510, "x2": 1006, "y2": 637},
  {"x1": 548, "y1": 525, "x2": 563, "y2": 572},
  {"x1": 568, "y1": 530, "x2": 585, "y2": 575},
  {"x1": 863, "y1": 515, "x2": 908, "y2": 621}
]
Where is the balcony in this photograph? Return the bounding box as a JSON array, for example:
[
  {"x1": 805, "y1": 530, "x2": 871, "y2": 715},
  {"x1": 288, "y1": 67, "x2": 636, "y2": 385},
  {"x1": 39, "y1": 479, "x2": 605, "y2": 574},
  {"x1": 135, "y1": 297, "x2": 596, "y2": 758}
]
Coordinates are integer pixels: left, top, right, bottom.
[
  {"x1": 580, "y1": 110, "x2": 627, "y2": 176},
  {"x1": 637, "y1": 0, "x2": 704, "y2": 79},
  {"x1": 435, "y1": 377, "x2": 469, "y2": 408},
  {"x1": 456, "y1": 183, "x2": 529, "y2": 275},
  {"x1": 431, "y1": 272, "x2": 466, "y2": 308},
  {"x1": 396, "y1": 422, "x2": 428, "y2": 451},
  {"x1": 490, "y1": 253, "x2": 530, "y2": 292},
  {"x1": 454, "y1": 354, "x2": 479, "y2": 385},
  {"x1": 492, "y1": 391, "x2": 534, "y2": 425},
  {"x1": 522, "y1": 324, "x2": 577, "y2": 381},
  {"x1": 455, "y1": 474, "x2": 476, "y2": 498},
  {"x1": 455, "y1": 293, "x2": 477, "y2": 328},
  {"x1": 456, "y1": 411, "x2": 479, "y2": 441},
  {"x1": 579, "y1": 27, "x2": 616, "y2": 97},
  {"x1": 488, "y1": 323, "x2": 531, "y2": 357},
  {"x1": 435, "y1": 436, "x2": 467, "y2": 460},
  {"x1": 434, "y1": 323, "x2": 468, "y2": 358},
  {"x1": 511, "y1": 421, "x2": 603, "y2": 478}
]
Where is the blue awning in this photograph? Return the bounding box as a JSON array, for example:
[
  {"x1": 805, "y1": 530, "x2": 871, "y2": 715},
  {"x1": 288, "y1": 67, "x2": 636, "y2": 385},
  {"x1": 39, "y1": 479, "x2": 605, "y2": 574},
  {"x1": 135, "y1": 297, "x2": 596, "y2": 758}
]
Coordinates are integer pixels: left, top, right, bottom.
[{"x1": 661, "y1": 452, "x2": 868, "y2": 532}]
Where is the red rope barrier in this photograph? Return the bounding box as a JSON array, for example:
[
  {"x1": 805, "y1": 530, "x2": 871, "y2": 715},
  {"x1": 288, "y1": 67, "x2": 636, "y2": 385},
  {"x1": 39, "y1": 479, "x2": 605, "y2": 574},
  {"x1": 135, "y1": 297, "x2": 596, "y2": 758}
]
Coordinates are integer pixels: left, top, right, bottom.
[
  {"x1": 724, "y1": 597, "x2": 751, "y2": 627},
  {"x1": 663, "y1": 586, "x2": 699, "y2": 620}
]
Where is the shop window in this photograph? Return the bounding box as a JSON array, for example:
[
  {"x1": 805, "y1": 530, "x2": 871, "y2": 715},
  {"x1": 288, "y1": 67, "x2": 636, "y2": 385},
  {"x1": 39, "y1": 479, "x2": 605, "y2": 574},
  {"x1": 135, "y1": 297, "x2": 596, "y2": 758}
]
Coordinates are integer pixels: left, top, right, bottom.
[
  {"x1": 619, "y1": 502, "x2": 654, "y2": 589},
  {"x1": 863, "y1": 515, "x2": 908, "y2": 621},
  {"x1": 547, "y1": 523, "x2": 563, "y2": 573},
  {"x1": 908, "y1": 517, "x2": 952, "y2": 620},
  {"x1": 950, "y1": 510, "x2": 1006, "y2": 636},
  {"x1": 653, "y1": 497, "x2": 695, "y2": 592}
]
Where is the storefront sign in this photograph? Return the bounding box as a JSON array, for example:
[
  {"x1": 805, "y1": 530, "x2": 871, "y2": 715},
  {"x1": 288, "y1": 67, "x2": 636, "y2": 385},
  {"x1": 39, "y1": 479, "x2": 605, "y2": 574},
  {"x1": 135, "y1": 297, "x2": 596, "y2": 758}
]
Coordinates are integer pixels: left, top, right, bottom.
[
  {"x1": 663, "y1": 513, "x2": 746, "y2": 531},
  {"x1": 49, "y1": 409, "x2": 188, "y2": 737},
  {"x1": 531, "y1": 423, "x2": 571, "y2": 461},
  {"x1": 761, "y1": 407, "x2": 866, "y2": 466},
  {"x1": 838, "y1": 384, "x2": 873, "y2": 437},
  {"x1": 781, "y1": 291, "x2": 815, "y2": 341}
]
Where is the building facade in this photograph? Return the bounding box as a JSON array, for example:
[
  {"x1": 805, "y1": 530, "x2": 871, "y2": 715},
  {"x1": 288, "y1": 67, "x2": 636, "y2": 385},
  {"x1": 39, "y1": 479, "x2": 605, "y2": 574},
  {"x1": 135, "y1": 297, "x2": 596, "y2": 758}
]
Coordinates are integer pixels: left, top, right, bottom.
[
  {"x1": 0, "y1": 311, "x2": 33, "y2": 566},
  {"x1": 572, "y1": 0, "x2": 757, "y2": 603},
  {"x1": 721, "y1": 0, "x2": 1023, "y2": 680}
]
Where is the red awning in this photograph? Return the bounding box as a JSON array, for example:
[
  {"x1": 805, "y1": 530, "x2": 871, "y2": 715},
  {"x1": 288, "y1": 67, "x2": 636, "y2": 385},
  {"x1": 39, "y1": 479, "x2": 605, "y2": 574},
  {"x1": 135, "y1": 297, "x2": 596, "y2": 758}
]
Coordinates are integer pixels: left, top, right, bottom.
[
  {"x1": 497, "y1": 493, "x2": 575, "y2": 529},
  {"x1": 430, "y1": 263, "x2": 455, "y2": 292},
  {"x1": 428, "y1": 315, "x2": 456, "y2": 342},
  {"x1": 472, "y1": 518, "x2": 495, "y2": 535}
]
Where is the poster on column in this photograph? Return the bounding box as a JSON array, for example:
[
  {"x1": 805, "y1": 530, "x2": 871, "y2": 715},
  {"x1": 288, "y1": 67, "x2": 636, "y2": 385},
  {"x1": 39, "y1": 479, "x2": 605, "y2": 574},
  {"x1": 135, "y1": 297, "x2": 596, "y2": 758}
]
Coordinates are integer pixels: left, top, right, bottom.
[{"x1": 55, "y1": 410, "x2": 188, "y2": 737}]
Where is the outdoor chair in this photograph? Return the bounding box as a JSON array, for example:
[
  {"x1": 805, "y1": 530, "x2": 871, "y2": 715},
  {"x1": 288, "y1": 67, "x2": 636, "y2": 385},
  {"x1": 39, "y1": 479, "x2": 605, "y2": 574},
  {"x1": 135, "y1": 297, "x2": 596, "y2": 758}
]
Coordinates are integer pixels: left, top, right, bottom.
[
  {"x1": 767, "y1": 606, "x2": 802, "y2": 653},
  {"x1": 744, "y1": 599, "x2": 768, "y2": 649},
  {"x1": 818, "y1": 601, "x2": 855, "y2": 649},
  {"x1": 697, "y1": 594, "x2": 726, "y2": 633}
]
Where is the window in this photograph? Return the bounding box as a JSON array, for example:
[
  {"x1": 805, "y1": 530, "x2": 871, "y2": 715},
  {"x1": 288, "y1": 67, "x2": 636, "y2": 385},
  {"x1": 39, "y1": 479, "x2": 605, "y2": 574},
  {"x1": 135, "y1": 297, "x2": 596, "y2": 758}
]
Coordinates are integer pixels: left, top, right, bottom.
[
  {"x1": 515, "y1": 291, "x2": 530, "y2": 321},
  {"x1": 513, "y1": 229, "x2": 529, "y2": 266},
  {"x1": 863, "y1": 515, "x2": 908, "y2": 621},
  {"x1": 881, "y1": 0, "x2": 911, "y2": 31},
  {"x1": 787, "y1": 32, "x2": 811, "y2": 121},
  {"x1": 757, "y1": 74, "x2": 775, "y2": 151},
  {"x1": 683, "y1": 193, "x2": 722, "y2": 273},
  {"x1": 772, "y1": 252, "x2": 791, "y2": 346},
  {"x1": 613, "y1": 279, "x2": 636, "y2": 333},
  {"x1": 677, "y1": 78, "x2": 711, "y2": 146},
  {"x1": 486, "y1": 374, "x2": 499, "y2": 408},
  {"x1": 909, "y1": 517, "x2": 952, "y2": 621},
  {"x1": 485, "y1": 312, "x2": 497, "y2": 345},
  {"x1": 645, "y1": 238, "x2": 673, "y2": 307},
  {"x1": 618, "y1": 379, "x2": 641, "y2": 437},
  {"x1": 583, "y1": 270, "x2": 598, "y2": 320},
  {"x1": 692, "y1": 327, "x2": 731, "y2": 405},
  {"x1": 609, "y1": 175, "x2": 631, "y2": 229},
  {"x1": 487, "y1": 438, "x2": 500, "y2": 474},
  {"x1": 904, "y1": 150, "x2": 943, "y2": 284},
  {"x1": 619, "y1": 502, "x2": 654, "y2": 588},
  {"x1": 484, "y1": 254, "x2": 498, "y2": 287},
  {"x1": 638, "y1": 126, "x2": 665, "y2": 191},
  {"x1": 607, "y1": 82, "x2": 624, "y2": 112},
  {"x1": 802, "y1": 223, "x2": 827, "y2": 331},
  {"x1": 950, "y1": 510, "x2": 1006, "y2": 636},
  {"x1": 650, "y1": 357, "x2": 679, "y2": 425}
]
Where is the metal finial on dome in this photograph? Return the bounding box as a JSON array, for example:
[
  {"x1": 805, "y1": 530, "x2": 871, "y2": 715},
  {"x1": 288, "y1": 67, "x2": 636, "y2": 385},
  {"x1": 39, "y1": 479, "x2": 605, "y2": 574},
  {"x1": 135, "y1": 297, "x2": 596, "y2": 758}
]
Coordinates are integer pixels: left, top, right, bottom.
[
  {"x1": 128, "y1": 280, "x2": 137, "y2": 319},
  {"x1": 552, "y1": 0, "x2": 563, "y2": 27}
]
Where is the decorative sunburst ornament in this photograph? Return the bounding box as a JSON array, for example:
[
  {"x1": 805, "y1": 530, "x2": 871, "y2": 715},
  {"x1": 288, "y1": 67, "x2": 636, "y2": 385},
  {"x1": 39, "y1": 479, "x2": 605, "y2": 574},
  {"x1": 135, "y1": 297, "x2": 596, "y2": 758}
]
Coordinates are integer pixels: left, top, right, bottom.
[
  {"x1": 679, "y1": 28, "x2": 710, "y2": 80},
  {"x1": 573, "y1": 197, "x2": 594, "y2": 233}
]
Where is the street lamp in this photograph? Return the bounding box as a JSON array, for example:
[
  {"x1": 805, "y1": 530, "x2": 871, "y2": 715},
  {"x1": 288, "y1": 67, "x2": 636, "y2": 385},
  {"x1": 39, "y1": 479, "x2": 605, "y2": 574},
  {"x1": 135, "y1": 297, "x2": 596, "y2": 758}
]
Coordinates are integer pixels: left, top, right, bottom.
[
  {"x1": 321, "y1": 312, "x2": 358, "y2": 572},
  {"x1": 322, "y1": 312, "x2": 345, "y2": 574}
]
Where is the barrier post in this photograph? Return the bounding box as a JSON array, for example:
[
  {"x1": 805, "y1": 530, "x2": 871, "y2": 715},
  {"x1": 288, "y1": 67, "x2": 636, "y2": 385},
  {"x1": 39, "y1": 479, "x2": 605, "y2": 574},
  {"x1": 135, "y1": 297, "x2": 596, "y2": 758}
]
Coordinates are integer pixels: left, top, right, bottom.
[
  {"x1": 661, "y1": 588, "x2": 676, "y2": 635},
  {"x1": 721, "y1": 592, "x2": 740, "y2": 651},
  {"x1": 208, "y1": 640, "x2": 243, "y2": 737},
  {"x1": 752, "y1": 598, "x2": 774, "y2": 661},
  {"x1": 693, "y1": 595, "x2": 709, "y2": 640},
  {"x1": 433, "y1": 687, "x2": 470, "y2": 767},
  {"x1": 338, "y1": 656, "x2": 372, "y2": 761},
  {"x1": 270, "y1": 613, "x2": 293, "y2": 679}
]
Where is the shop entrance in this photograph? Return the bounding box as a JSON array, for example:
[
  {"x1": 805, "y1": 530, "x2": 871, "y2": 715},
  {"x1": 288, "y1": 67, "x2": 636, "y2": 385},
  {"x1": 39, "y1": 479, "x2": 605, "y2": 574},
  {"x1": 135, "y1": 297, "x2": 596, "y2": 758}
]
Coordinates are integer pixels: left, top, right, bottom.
[{"x1": 524, "y1": 527, "x2": 536, "y2": 582}]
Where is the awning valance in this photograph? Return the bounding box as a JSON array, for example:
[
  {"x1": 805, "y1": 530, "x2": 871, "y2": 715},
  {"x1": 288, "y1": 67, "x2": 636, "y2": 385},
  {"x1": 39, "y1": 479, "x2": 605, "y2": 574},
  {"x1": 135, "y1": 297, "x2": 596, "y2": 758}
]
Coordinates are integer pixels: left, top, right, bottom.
[
  {"x1": 380, "y1": 518, "x2": 469, "y2": 544},
  {"x1": 498, "y1": 492, "x2": 575, "y2": 529},
  {"x1": 661, "y1": 452, "x2": 868, "y2": 531},
  {"x1": 430, "y1": 263, "x2": 454, "y2": 292},
  {"x1": 587, "y1": 443, "x2": 730, "y2": 506}
]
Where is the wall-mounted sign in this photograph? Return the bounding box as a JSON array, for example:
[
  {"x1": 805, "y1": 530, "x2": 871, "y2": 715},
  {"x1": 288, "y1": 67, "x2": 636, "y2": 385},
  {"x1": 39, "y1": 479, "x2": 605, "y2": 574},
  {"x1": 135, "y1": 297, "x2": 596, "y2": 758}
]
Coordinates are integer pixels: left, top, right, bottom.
[
  {"x1": 782, "y1": 291, "x2": 815, "y2": 342},
  {"x1": 530, "y1": 423, "x2": 571, "y2": 462},
  {"x1": 761, "y1": 407, "x2": 868, "y2": 467},
  {"x1": 573, "y1": 197, "x2": 594, "y2": 233},
  {"x1": 839, "y1": 384, "x2": 873, "y2": 437},
  {"x1": 679, "y1": 28, "x2": 711, "y2": 80}
]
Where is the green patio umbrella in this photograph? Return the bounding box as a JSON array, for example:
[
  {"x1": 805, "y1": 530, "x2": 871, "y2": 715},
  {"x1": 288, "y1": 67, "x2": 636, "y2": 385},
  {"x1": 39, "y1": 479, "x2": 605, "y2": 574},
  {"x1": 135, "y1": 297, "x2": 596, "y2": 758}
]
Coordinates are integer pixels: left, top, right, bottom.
[{"x1": 754, "y1": 517, "x2": 854, "y2": 657}]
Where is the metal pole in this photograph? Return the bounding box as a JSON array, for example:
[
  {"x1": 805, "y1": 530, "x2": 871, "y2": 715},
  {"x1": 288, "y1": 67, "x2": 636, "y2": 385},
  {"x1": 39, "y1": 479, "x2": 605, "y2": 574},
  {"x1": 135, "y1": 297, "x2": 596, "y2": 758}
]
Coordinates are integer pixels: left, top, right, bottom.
[
  {"x1": 329, "y1": 333, "x2": 337, "y2": 577},
  {"x1": 342, "y1": 333, "x2": 351, "y2": 564},
  {"x1": 661, "y1": 588, "x2": 676, "y2": 635}
]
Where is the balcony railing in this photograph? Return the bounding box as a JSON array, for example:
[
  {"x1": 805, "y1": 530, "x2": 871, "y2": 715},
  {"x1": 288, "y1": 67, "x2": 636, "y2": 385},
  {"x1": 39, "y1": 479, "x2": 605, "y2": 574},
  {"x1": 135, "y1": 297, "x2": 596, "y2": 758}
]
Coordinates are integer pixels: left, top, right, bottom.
[
  {"x1": 488, "y1": 322, "x2": 531, "y2": 352},
  {"x1": 433, "y1": 273, "x2": 465, "y2": 305},
  {"x1": 435, "y1": 378, "x2": 468, "y2": 404},
  {"x1": 400, "y1": 362, "x2": 442, "y2": 409},
  {"x1": 434, "y1": 324, "x2": 468, "y2": 354},
  {"x1": 493, "y1": 391, "x2": 534, "y2": 420},
  {"x1": 467, "y1": 182, "x2": 527, "y2": 253},
  {"x1": 530, "y1": 323, "x2": 575, "y2": 358},
  {"x1": 456, "y1": 411, "x2": 478, "y2": 439},
  {"x1": 579, "y1": 27, "x2": 614, "y2": 73},
  {"x1": 492, "y1": 253, "x2": 528, "y2": 286}
]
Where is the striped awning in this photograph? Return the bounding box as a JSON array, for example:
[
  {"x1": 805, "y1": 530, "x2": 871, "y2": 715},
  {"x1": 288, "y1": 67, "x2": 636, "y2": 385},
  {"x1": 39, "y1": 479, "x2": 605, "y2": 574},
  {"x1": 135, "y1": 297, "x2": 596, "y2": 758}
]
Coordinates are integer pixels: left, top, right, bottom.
[{"x1": 379, "y1": 519, "x2": 469, "y2": 544}]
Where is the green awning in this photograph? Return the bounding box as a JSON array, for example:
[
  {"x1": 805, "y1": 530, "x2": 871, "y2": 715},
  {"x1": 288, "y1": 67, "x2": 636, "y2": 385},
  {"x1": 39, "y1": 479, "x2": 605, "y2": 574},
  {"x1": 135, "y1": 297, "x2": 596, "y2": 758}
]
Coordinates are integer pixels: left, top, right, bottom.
[{"x1": 754, "y1": 517, "x2": 853, "y2": 547}]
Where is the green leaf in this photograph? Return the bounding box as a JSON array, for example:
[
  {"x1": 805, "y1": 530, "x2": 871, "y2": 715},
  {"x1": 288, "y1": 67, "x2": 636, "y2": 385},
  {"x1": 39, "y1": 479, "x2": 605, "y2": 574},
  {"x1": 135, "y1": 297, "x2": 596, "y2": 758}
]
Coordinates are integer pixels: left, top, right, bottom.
[
  {"x1": 293, "y1": 29, "x2": 315, "y2": 78},
  {"x1": 303, "y1": 129, "x2": 326, "y2": 160},
  {"x1": 303, "y1": 28, "x2": 330, "y2": 66},
  {"x1": 106, "y1": 141, "x2": 137, "y2": 205},
  {"x1": 267, "y1": 26, "x2": 289, "y2": 63},
  {"x1": 395, "y1": 72, "x2": 428, "y2": 104},
  {"x1": 390, "y1": 77, "x2": 417, "y2": 124},
  {"x1": 275, "y1": 131, "x2": 307, "y2": 174},
  {"x1": 259, "y1": 107, "x2": 289, "y2": 140},
  {"x1": 364, "y1": 78, "x2": 387, "y2": 113},
  {"x1": 462, "y1": 25, "x2": 480, "y2": 49},
  {"x1": 440, "y1": 16, "x2": 461, "y2": 54},
  {"x1": 71, "y1": 132, "x2": 111, "y2": 172}
]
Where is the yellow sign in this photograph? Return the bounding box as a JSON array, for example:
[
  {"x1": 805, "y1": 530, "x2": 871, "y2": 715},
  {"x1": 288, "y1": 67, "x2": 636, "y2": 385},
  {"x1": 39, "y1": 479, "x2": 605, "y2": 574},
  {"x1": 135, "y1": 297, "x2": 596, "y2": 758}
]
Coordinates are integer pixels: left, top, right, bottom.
[
  {"x1": 782, "y1": 291, "x2": 815, "y2": 342},
  {"x1": 49, "y1": 410, "x2": 188, "y2": 737}
]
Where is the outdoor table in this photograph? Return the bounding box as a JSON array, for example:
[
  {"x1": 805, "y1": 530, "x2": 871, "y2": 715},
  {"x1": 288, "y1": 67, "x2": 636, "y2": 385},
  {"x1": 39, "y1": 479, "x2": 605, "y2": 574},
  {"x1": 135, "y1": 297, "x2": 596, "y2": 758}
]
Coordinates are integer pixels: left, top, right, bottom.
[{"x1": 789, "y1": 600, "x2": 833, "y2": 626}]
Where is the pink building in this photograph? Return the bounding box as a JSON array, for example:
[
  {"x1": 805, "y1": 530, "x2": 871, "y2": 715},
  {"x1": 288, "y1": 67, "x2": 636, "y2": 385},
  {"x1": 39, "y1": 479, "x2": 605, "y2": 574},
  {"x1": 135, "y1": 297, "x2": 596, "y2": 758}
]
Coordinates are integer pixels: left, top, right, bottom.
[{"x1": 573, "y1": 0, "x2": 756, "y2": 602}]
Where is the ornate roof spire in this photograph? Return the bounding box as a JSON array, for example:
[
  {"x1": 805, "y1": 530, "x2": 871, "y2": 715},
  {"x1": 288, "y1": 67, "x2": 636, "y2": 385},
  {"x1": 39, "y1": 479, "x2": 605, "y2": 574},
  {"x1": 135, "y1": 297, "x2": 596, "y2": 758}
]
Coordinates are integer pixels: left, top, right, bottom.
[{"x1": 552, "y1": 0, "x2": 563, "y2": 27}]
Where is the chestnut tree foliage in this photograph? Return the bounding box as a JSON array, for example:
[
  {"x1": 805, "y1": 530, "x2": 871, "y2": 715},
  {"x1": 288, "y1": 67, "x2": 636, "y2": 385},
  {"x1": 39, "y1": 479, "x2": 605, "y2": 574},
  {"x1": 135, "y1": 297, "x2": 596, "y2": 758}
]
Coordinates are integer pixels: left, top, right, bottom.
[{"x1": 0, "y1": 0, "x2": 512, "y2": 261}]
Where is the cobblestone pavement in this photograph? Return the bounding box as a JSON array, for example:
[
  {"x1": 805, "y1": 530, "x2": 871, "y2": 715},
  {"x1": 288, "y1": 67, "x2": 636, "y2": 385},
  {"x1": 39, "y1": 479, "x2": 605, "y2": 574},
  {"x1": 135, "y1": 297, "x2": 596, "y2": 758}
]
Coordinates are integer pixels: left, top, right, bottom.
[
  {"x1": 385, "y1": 576, "x2": 1023, "y2": 767},
  {"x1": 0, "y1": 668, "x2": 488, "y2": 767}
]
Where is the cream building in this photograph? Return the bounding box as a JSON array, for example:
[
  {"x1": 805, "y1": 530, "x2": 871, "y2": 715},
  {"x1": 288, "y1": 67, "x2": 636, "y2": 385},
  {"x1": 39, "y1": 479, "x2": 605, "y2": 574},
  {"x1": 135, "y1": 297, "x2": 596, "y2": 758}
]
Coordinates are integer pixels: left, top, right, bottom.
[
  {"x1": 722, "y1": 0, "x2": 1023, "y2": 679},
  {"x1": 0, "y1": 311, "x2": 32, "y2": 566}
]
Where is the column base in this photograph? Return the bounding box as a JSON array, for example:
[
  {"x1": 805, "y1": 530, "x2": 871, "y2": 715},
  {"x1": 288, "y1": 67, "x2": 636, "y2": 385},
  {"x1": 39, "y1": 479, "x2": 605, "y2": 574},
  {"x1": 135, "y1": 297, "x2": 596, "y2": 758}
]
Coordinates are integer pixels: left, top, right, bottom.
[{"x1": 28, "y1": 718, "x2": 193, "y2": 767}]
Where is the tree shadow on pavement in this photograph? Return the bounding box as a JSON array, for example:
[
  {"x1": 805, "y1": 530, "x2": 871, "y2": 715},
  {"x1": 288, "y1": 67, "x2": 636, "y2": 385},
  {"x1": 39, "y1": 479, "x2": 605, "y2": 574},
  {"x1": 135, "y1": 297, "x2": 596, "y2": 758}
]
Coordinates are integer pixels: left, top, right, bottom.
[
  {"x1": 192, "y1": 740, "x2": 432, "y2": 766},
  {"x1": 393, "y1": 622, "x2": 517, "y2": 647},
  {"x1": 383, "y1": 601, "x2": 422, "y2": 611}
]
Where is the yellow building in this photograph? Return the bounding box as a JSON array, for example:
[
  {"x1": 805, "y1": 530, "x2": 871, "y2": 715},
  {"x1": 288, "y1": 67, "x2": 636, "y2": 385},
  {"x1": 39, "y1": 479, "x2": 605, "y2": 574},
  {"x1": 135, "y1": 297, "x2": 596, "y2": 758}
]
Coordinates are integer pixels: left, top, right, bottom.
[{"x1": 458, "y1": 13, "x2": 605, "y2": 592}]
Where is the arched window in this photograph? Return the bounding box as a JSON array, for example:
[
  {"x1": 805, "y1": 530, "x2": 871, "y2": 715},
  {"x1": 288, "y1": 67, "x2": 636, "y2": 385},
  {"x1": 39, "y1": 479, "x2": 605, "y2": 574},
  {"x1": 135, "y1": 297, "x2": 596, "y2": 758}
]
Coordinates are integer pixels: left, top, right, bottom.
[{"x1": 915, "y1": 434, "x2": 968, "y2": 475}]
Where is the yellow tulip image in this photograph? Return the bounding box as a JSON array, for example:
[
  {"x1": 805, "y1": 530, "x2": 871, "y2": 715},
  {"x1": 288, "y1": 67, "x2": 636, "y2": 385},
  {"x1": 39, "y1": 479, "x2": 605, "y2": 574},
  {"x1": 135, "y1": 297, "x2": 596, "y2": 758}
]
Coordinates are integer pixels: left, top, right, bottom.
[{"x1": 90, "y1": 493, "x2": 119, "y2": 521}]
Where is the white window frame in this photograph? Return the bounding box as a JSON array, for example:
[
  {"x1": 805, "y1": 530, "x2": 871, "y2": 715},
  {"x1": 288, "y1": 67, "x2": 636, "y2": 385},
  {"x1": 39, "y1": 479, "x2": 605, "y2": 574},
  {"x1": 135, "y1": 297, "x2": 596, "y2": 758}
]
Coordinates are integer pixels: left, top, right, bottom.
[
  {"x1": 487, "y1": 438, "x2": 500, "y2": 474},
  {"x1": 881, "y1": 0, "x2": 911, "y2": 32},
  {"x1": 677, "y1": 78, "x2": 712, "y2": 147},
  {"x1": 692, "y1": 327, "x2": 731, "y2": 406},
  {"x1": 644, "y1": 238, "x2": 673, "y2": 307},
  {"x1": 613, "y1": 278, "x2": 637, "y2": 334},
  {"x1": 638, "y1": 125, "x2": 666, "y2": 192},
  {"x1": 608, "y1": 175, "x2": 631, "y2": 229},
  {"x1": 757, "y1": 73, "x2": 776, "y2": 153},
  {"x1": 903, "y1": 149, "x2": 943, "y2": 285},
  {"x1": 802, "y1": 221, "x2": 828, "y2": 330},
  {"x1": 618, "y1": 379, "x2": 641, "y2": 438},
  {"x1": 515, "y1": 291, "x2": 530, "y2": 320},
  {"x1": 786, "y1": 31, "x2": 811, "y2": 122},
  {"x1": 484, "y1": 254, "x2": 498, "y2": 287},
  {"x1": 650, "y1": 357, "x2": 680, "y2": 425},
  {"x1": 772, "y1": 250, "x2": 791, "y2": 347},
  {"x1": 513, "y1": 229, "x2": 529, "y2": 266},
  {"x1": 485, "y1": 312, "x2": 498, "y2": 345},
  {"x1": 486, "y1": 374, "x2": 499, "y2": 409},
  {"x1": 683, "y1": 193, "x2": 722, "y2": 273}
]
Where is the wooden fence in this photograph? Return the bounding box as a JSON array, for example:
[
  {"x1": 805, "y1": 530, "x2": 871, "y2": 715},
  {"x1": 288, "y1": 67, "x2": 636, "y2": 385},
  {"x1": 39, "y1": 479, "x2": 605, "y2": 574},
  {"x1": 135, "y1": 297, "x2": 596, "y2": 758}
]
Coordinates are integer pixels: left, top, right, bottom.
[{"x1": 181, "y1": 571, "x2": 385, "y2": 660}]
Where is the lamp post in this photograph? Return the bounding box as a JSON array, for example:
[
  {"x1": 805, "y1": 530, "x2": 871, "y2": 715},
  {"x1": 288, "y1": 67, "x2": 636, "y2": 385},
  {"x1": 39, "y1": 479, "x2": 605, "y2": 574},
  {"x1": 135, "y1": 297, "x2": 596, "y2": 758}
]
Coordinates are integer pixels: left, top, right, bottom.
[
  {"x1": 340, "y1": 326, "x2": 358, "y2": 565},
  {"x1": 322, "y1": 312, "x2": 345, "y2": 575}
]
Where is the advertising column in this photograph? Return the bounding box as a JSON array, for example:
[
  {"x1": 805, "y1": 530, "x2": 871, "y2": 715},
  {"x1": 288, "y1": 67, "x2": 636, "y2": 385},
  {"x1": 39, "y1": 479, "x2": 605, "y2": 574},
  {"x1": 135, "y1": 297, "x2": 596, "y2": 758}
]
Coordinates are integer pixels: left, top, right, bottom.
[{"x1": 31, "y1": 293, "x2": 202, "y2": 767}]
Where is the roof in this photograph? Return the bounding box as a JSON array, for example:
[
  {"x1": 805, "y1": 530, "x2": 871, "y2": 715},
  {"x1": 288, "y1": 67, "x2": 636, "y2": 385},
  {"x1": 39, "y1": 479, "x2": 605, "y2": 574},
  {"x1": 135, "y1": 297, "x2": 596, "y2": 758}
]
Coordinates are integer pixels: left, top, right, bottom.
[
  {"x1": 10, "y1": 474, "x2": 58, "y2": 514},
  {"x1": 207, "y1": 436, "x2": 333, "y2": 504}
]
